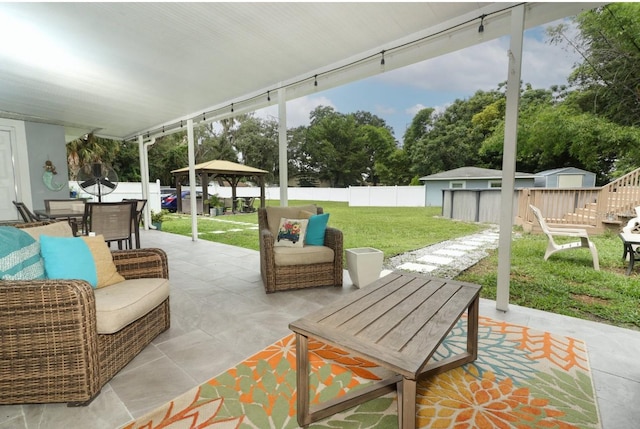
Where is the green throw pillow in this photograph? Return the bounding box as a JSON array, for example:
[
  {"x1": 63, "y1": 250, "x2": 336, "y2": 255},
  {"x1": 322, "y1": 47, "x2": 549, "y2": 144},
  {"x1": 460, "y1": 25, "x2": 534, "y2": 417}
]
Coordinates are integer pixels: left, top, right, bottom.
[
  {"x1": 40, "y1": 235, "x2": 98, "y2": 287},
  {"x1": 0, "y1": 226, "x2": 45, "y2": 280},
  {"x1": 305, "y1": 213, "x2": 330, "y2": 246}
]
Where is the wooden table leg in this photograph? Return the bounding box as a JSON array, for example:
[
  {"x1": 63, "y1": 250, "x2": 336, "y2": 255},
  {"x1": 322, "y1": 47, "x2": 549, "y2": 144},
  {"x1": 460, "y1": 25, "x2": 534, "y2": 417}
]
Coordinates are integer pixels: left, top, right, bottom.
[
  {"x1": 399, "y1": 377, "x2": 417, "y2": 429},
  {"x1": 467, "y1": 295, "x2": 480, "y2": 360},
  {"x1": 295, "y1": 333, "x2": 311, "y2": 427}
]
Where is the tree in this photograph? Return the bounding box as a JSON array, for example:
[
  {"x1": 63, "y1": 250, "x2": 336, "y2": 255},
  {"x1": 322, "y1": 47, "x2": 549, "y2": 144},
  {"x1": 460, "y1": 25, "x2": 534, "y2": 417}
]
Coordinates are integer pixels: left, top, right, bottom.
[
  {"x1": 305, "y1": 107, "x2": 367, "y2": 187},
  {"x1": 112, "y1": 140, "x2": 142, "y2": 182},
  {"x1": 548, "y1": 3, "x2": 640, "y2": 126},
  {"x1": 480, "y1": 101, "x2": 640, "y2": 184},
  {"x1": 355, "y1": 124, "x2": 396, "y2": 185},
  {"x1": 375, "y1": 148, "x2": 414, "y2": 185},
  {"x1": 233, "y1": 116, "x2": 279, "y2": 183},
  {"x1": 404, "y1": 90, "x2": 504, "y2": 177},
  {"x1": 66, "y1": 133, "x2": 122, "y2": 180}
]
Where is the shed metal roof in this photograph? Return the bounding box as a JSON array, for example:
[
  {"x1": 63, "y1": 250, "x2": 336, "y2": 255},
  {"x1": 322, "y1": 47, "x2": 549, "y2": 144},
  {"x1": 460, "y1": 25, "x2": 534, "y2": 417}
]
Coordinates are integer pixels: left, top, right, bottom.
[{"x1": 420, "y1": 166, "x2": 536, "y2": 181}]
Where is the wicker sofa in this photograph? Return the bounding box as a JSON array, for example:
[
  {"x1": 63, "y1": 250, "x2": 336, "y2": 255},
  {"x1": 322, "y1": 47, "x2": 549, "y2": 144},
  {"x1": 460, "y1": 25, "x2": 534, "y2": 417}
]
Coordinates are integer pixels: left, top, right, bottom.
[
  {"x1": 0, "y1": 222, "x2": 170, "y2": 405},
  {"x1": 258, "y1": 205, "x2": 343, "y2": 293}
]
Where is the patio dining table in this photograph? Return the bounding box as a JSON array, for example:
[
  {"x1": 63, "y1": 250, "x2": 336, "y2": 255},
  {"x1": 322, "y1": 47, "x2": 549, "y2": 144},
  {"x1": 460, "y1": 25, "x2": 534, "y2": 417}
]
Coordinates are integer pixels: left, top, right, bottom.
[
  {"x1": 35, "y1": 206, "x2": 86, "y2": 235},
  {"x1": 34, "y1": 207, "x2": 85, "y2": 220}
]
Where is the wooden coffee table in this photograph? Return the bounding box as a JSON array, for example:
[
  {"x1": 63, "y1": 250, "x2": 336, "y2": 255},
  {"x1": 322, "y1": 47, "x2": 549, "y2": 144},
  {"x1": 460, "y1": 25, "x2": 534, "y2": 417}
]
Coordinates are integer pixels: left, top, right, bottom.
[{"x1": 289, "y1": 271, "x2": 481, "y2": 428}]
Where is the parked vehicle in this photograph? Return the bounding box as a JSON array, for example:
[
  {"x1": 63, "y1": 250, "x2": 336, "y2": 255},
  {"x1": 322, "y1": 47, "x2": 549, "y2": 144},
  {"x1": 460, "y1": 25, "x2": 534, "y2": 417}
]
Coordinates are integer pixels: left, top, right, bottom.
[{"x1": 161, "y1": 190, "x2": 202, "y2": 212}]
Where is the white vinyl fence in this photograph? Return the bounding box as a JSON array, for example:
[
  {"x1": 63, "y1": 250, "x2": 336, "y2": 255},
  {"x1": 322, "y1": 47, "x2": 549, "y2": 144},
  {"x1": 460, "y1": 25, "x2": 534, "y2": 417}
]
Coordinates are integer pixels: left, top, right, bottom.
[
  {"x1": 69, "y1": 181, "x2": 427, "y2": 209},
  {"x1": 210, "y1": 185, "x2": 425, "y2": 207}
]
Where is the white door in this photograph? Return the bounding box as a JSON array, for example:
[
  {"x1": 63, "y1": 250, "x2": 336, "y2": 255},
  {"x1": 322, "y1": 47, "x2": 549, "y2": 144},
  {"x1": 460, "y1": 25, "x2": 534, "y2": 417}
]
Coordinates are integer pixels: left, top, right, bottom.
[
  {"x1": 0, "y1": 127, "x2": 18, "y2": 221},
  {"x1": 558, "y1": 174, "x2": 582, "y2": 188}
]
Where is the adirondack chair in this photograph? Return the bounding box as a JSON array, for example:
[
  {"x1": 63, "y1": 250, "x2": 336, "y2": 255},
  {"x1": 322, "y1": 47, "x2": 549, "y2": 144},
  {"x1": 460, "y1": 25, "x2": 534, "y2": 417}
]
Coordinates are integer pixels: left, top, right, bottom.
[{"x1": 529, "y1": 204, "x2": 600, "y2": 270}]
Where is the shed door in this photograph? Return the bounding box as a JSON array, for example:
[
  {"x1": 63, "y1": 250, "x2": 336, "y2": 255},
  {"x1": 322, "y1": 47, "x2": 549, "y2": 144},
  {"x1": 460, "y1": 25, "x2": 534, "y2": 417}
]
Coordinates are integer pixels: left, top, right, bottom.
[{"x1": 558, "y1": 174, "x2": 582, "y2": 188}]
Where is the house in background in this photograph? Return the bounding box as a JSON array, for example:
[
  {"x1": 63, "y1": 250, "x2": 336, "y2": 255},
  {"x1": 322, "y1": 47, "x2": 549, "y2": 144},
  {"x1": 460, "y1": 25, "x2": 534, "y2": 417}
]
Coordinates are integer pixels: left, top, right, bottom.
[
  {"x1": 420, "y1": 167, "x2": 536, "y2": 207},
  {"x1": 534, "y1": 167, "x2": 596, "y2": 188}
]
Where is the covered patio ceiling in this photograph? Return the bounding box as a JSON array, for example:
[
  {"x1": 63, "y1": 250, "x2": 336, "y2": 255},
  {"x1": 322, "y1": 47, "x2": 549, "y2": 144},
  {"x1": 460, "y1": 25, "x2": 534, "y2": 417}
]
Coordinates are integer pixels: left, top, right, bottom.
[
  {"x1": 0, "y1": 2, "x2": 600, "y2": 143},
  {"x1": 1, "y1": 2, "x2": 605, "y2": 312}
]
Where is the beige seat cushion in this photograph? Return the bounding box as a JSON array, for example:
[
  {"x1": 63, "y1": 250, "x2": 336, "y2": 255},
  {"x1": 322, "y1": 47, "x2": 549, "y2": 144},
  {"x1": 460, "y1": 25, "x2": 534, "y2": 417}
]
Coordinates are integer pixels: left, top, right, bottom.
[
  {"x1": 266, "y1": 205, "x2": 317, "y2": 236},
  {"x1": 94, "y1": 278, "x2": 170, "y2": 334},
  {"x1": 274, "y1": 245, "x2": 335, "y2": 266},
  {"x1": 21, "y1": 221, "x2": 74, "y2": 240}
]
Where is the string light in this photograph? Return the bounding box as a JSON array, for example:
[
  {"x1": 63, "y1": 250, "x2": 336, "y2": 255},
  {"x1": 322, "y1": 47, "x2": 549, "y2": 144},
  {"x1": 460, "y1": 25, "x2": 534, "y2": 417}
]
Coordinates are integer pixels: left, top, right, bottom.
[{"x1": 129, "y1": 8, "x2": 512, "y2": 143}]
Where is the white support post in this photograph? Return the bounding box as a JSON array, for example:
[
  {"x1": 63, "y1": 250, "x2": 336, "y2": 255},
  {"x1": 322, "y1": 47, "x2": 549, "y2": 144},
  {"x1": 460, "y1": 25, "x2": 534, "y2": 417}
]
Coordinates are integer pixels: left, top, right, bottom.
[
  {"x1": 138, "y1": 135, "x2": 150, "y2": 229},
  {"x1": 187, "y1": 119, "x2": 198, "y2": 241},
  {"x1": 278, "y1": 87, "x2": 288, "y2": 206},
  {"x1": 496, "y1": 4, "x2": 525, "y2": 312}
]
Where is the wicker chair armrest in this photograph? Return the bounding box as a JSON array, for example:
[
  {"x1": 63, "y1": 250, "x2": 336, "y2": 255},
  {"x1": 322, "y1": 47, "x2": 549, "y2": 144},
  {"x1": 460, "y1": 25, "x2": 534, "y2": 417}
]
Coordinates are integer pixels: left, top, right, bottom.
[
  {"x1": 0, "y1": 279, "x2": 101, "y2": 403},
  {"x1": 260, "y1": 228, "x2": 275, "y2": 264},
  {"x1": 111, "y1": 248, "x2": 169, "y2": 280},
  {"x1": 323, "y1": 227, "x2": 343, "y2": 251}
]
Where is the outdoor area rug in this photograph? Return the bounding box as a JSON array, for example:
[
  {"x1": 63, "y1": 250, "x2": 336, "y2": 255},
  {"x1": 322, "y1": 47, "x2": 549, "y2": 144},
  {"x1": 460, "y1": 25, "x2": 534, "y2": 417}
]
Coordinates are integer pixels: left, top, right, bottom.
[{"x1": 120, "y1": 316, "x2": 600, "y2": 429}]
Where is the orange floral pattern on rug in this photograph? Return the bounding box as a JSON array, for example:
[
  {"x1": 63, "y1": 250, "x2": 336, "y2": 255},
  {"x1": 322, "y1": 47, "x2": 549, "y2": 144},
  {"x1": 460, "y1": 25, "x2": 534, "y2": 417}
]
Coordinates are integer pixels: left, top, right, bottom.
[
  {"x1": 122, "y1": 317, "x2": 600, "y2": 429},
  {"x1": 121, "y1": 386, "x2": 242, "y2": 429},
  {"x1": 417, "y1": 367, "x2": 578, "y2": 429},
  {"x1": 478, "y1": 316, "x2": 589, "y2": 371}
]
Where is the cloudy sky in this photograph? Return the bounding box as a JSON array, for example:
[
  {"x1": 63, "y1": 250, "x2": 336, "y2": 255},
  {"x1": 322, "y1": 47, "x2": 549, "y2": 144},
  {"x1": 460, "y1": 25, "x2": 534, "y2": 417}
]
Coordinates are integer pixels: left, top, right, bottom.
[{"x1": 256, "y1": 19, "x2": 580, "y2": 145}]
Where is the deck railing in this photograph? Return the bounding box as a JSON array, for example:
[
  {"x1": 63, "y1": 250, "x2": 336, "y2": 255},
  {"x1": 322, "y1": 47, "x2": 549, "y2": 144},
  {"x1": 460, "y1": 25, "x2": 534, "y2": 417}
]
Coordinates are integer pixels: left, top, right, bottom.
[
  {"x1": 518, "y1": 187, "x2": 602, "y2": 227},
  {"x1": 517, "y1": 167, "x2": 640, "y2": 233},
  {"x1": 602, "y1": 168, "x2": 640, "y2": 215}
]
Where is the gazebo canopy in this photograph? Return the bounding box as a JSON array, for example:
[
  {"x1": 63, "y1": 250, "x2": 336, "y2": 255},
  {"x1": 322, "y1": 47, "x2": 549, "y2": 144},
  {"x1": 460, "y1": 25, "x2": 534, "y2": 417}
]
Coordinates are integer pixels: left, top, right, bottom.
[
  {"x1": 171, "y1": 160, "x2": 268, "y2": 213},
  {"x1": 171, "y1": 160, "x2": 268, "y2": 177}
]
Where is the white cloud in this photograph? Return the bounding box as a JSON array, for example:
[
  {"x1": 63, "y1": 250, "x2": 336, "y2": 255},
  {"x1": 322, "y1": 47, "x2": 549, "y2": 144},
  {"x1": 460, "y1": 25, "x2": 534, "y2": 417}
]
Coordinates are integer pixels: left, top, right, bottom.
[
  {"x1": 405, "y1": 104, "x2": 426, "y2": 116},
  {"x1": 373, "y1": 19, "x2": 580, "y2": 93},
  {"x1": 254, "y1": 95, "x2": 335, "y2": 127},
  {"x1": 375, "y1": 38, "x2": 509, "y2": 93},
  {"x1": 405, "y1": 102, "x2": 450, "y2": 118}
]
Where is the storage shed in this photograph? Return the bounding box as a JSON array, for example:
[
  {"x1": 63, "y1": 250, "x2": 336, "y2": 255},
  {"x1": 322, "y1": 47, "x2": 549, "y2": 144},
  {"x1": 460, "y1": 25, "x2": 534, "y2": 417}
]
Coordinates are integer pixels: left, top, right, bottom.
[
  {"x1": 420, "y1": 167, "x2": 536, "y2": 207},
  {"x1": 534, "y1": 167, "x2": 596, "y2": 188}
]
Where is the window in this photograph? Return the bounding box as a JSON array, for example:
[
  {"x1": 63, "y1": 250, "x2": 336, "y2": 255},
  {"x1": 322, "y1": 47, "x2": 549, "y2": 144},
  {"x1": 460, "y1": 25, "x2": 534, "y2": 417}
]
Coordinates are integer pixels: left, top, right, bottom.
[
  {"x1": 488, "y1": 180, "x2": 501, "y2": 188},
  {"x1": 450, "y1": 181, "x2": 465, "y2": 189}
]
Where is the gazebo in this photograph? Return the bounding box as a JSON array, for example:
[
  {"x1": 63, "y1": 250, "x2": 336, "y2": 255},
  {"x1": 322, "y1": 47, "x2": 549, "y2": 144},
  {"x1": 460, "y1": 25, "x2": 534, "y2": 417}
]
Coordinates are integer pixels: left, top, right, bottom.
[{"x1": 170, "y1": 160, "x2": 268, "y2": 214}]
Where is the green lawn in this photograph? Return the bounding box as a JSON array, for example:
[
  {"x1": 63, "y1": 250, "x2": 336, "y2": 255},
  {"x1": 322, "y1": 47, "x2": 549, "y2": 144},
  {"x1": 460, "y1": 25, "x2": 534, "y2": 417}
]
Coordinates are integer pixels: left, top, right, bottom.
[
  {"x1": 457, "y1": 231, "x2": 640, "y2": 330},
  {"x1": 161, "y1": 200, "x2": 485, "y2": 258},
  {"x1": 160, "y1": 201, "x2": 640, "y2": 330}
]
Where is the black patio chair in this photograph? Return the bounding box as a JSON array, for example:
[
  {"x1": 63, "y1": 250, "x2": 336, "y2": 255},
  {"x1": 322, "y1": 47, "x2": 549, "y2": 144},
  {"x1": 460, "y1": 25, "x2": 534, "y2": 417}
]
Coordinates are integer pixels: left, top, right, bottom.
[{"x1": 12, "y1": 201, "x2": 47, "y2": 223}]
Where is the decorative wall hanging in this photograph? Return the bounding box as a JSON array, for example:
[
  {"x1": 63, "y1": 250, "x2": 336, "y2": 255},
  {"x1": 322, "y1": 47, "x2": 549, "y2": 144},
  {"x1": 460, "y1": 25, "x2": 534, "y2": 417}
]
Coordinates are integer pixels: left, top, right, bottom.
[{"x1": 42, "y1": 160, "x2": 65, "y2": 191}]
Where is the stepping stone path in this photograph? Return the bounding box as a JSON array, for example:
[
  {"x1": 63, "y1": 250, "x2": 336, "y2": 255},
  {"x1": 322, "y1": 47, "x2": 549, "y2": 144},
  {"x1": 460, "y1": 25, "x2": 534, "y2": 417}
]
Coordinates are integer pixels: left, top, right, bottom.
[
  {"x1": 197, "y1": 217, "x2": 258, "y2": 235},
  {"x1": 385, "y1": 226, "x2": 501, "y2": 279}
]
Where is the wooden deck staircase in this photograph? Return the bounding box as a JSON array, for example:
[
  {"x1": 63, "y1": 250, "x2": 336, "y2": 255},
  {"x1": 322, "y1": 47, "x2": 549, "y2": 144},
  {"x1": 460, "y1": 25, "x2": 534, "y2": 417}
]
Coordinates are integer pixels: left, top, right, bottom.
[{"x1": 518, "y1": 167, "x2": 640, "y2": 234}]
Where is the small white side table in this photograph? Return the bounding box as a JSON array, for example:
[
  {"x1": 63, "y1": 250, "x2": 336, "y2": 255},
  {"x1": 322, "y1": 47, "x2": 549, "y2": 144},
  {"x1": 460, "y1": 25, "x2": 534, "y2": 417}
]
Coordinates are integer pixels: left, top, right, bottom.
[{"x1": 345, "y1": 247, "x2": 384, "y2": 288}]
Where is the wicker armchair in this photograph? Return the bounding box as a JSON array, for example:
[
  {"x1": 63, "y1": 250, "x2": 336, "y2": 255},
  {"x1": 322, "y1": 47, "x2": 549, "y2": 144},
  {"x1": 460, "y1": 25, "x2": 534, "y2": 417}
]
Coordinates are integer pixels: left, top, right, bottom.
[
  {"x1": 0, "y1": 228, "x2": 170, "y2": 406},
  {"x1": 258, "y1": 205, "x2": 343, "y2": 293}
]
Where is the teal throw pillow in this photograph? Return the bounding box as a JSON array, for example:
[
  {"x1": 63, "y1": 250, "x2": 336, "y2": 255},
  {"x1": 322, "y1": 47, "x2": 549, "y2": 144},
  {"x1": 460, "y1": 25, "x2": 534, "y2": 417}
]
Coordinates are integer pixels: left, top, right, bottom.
[
  {"x1": 0, "y1": 226, "x2": 45, "y2": 280},
  {"x1": 305, "y1": 213, "x2": 330, "y2": 246},
  {"x1": 40, "y1": 235, "x2": 98, "y2": 288}
]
